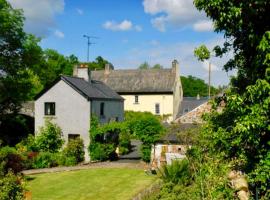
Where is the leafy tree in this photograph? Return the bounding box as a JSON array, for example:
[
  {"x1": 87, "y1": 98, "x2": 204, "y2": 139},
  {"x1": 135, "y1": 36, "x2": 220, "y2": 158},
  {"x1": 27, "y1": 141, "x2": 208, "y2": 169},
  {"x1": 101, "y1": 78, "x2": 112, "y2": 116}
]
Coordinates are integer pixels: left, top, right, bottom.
[
  {"x1": 180, "y1": 75, "x2": 219, "y2": 97},
  {"x1": 81, "y1": 56, "x2": 109, "y2": 71},
  {"x1": 152, "y1": 64, "x2": 163, "y2": 69},
  {"x1": 194, "y1": 0, "x2": 270, "y2": 92},
  {"x1": 36, "y1": 49, "x2": 78, "y2": 88},
  {"x1": 0, "y1": 0, "x2": 42, "y2": 117},
  {"x1": 138, "y1": 62, "x2": 151, "y2": 69},
  {"x1": 194, "y1": 45, "x2": 210, "y2": 62}
]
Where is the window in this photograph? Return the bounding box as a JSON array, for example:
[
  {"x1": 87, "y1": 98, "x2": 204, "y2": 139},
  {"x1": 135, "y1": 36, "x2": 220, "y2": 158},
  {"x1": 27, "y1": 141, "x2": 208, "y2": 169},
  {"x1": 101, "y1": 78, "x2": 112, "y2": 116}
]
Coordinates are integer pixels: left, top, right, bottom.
[
  {"x1": 155, "y1": 103, "x2": 160, "y2": 115},
  {"x1": 68, "y1": 134, "x2": 80, "y2": 142},
  {"x1": 134, "y1": 95, "x2": 139, "y2": 104},
  {"x1": 100, "y1": 102, "x2": 105, "y2": 117},
  {"x1": 44, "y1": 102, "x2": 55, "y2": 115}
]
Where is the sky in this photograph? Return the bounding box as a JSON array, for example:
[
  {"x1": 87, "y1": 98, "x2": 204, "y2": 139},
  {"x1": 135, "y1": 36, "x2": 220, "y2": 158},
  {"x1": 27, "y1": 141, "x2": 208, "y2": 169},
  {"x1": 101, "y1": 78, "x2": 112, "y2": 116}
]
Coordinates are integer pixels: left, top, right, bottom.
[{"x1": 7, "y1": 0, "x2": 235, "y2": 86}]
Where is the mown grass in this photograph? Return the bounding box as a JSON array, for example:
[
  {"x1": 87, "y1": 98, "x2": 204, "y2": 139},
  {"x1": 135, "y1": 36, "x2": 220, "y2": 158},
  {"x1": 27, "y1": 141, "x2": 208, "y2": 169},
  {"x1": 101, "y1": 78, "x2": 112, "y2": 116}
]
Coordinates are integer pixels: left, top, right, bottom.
[{"x1": 27, "y1": 168, "x2": 156, "y2": 200}]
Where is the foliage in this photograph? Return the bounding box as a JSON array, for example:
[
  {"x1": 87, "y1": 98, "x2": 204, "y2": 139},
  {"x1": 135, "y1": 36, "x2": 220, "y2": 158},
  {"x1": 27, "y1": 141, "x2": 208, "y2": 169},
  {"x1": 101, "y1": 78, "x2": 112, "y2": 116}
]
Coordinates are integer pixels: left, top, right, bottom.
[
  {"x1": 62, "y1": 138, "x2": 85, "y2": 163},
  {"x1": 138, "y1": 62, "x2": 164, "y2": 70},
  {"x1": 0, "y1": 171, "x2": 25, "y2": 200},
  {"x1": 0, "y1": 0, "x2": 41, "y2": 119},
  {"x1": 194, "y1": 0, "x2": 270, "y2": 92},
  {"x1": 180, "y1": 75, "x2": 219, "y2": 97},
  {"x1": 160, "y1": 159, "x2": 191, "y2": 185},
  {"x1": 0, "y1": 146, "x2": 25, "y2": 175},
  {"x1": 81, "y1": 56, "x2": 109, "y2": 71},
  {"x1": 15, "y1": 134, "x2": 38, "y2": 153},
  {"x1": 0, "y1": 114, "x2": 34, "y2": 146},
  {"x1": 125, "y1": 111, "x2": 165, "y2": 162},
  {"x1": 32, "y1": 152, "x2": 58, "y2": 169},
  {"x1": 35, "y1": 120, "x2": 64, "y2": 153},
  {"x1": 89, "y1": 143, "x2": 116, "y2": 161},
  {"x1": 194, "y1": 45, "x2": 210, "y2": 62},
  {"x1": 139, "y1": 62, "x2": 151, "y2": 69}
]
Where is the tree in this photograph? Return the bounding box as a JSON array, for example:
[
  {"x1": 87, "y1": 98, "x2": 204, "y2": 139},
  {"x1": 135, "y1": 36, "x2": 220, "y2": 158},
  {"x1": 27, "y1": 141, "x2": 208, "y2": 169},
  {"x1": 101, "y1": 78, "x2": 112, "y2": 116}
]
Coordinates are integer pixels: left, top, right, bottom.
[
  {"x1": 0, "y1": 0, "x2": 42, "y2": 118},
  {"x1": 152, "y1": 64, "x2": 164, "y2": 69},
  {"x1": 81, "y1": 56, "x2": 109, "y2": 71},
  {"x1": 138, "y1": 62, "x2": 150, "y2": 69},
  {"x1": 180, "y1": 75, "x2": 219, "y2": 97},
  {"x1": 194, "y1": 0, "x2": 270, "y2": 92}
]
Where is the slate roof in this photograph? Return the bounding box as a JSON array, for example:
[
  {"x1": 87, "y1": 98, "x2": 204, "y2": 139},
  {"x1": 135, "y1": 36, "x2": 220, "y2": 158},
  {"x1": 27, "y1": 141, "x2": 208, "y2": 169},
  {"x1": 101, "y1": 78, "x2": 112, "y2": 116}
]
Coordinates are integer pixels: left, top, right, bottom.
[
  {"x1": 177, "y1": 97, "x2": 208, "y2": 117},
  {"x1": 35, "y1": 75, "x2": 124, "y2": 101},
  {"x1": 91, "y1": 68, "x2": 176, "y2": 93}
]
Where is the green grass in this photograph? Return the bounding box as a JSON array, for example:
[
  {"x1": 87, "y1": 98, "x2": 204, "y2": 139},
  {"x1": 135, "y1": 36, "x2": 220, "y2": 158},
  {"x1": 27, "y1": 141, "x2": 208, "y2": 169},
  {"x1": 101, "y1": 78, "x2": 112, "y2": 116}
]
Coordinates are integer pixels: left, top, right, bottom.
[{"x1": 27, "y1": 168, "x2": 156, "y2": 200}]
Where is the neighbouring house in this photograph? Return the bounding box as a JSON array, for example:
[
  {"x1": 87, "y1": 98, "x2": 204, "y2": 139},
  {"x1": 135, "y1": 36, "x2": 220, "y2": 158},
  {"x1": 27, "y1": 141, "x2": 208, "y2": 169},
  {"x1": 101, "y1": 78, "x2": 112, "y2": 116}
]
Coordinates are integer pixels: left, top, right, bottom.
[
  {"x1": 34, "y1": 66, "x2": 124, "y2": 161},
  {"x1": 91, "y1": 60, "x2": 183, "y2": 122}
]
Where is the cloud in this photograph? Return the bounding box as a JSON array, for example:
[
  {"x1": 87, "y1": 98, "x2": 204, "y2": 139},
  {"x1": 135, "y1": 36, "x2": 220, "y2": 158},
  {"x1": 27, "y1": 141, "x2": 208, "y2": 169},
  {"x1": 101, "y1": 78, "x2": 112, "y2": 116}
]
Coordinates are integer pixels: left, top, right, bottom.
[
  {"x1": 7, "y1": 0, "x2": 64, "y2": 37},
  {"x1": 103, "y1": 20, "x2": 142, "y2": 32},
  {"x1": 110, "y1": 36, "x2": 234, "y2": 86},
  {"x1": 143, "y1": 0, "x2": 210, "y2": 32},
  {"x1": 76, "y1": 8, "x2": 83, "y2": 15},
  {"x1": 193, "y1": 20, "x2": 213, "y2": 32},
  {"x1": 54, "y1": 30, "x2": 65, "y2": 38}
]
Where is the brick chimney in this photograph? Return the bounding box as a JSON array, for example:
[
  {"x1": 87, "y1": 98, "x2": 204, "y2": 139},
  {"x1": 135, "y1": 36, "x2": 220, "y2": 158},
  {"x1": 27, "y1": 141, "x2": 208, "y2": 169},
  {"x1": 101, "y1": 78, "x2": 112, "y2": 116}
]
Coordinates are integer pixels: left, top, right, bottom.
[
  {"x1": 73, "y1": 64, "x2": 91, "y2": 82},
  {"x1": 172, "y1": 59, "x2": 179, "y2": 78}
]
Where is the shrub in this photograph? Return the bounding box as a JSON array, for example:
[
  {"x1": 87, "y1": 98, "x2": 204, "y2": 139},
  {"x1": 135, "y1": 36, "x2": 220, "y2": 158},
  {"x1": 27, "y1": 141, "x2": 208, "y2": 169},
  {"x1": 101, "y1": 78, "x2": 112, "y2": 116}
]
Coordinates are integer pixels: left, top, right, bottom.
[
  {"x1": 15, "y1": 134, "x2": 38, "y2": 153},
  {"x1": 32, "y1": 152, "x2": 58, "y2": 169},
  {"x1": 140, "y1": 144, "x2": 152, "y2": 162},
  {"x1": 35, "y1": 120, "x2": 64, "y2": 153},
  {"x1": 89, "y1": 143, "x2": 117, "y2": 161},
  {"x1": 0, "y1": 147, "x2": 25, "y2": 175},
  {"x1": 160, "y1": 159, "x2": 191, "y2": 185},
  {"x1": 62, "y1": 138, "x2": 85, "y2": 163},
  {"x1": 0, "y1": 171, "x2": 25, "y2": 200},
  {"x1": 118, "y1": 129, "x2": 131, "y2": 155},
  {"x1": 57, "y1": 154, "x2": 77, "y2": 166}
]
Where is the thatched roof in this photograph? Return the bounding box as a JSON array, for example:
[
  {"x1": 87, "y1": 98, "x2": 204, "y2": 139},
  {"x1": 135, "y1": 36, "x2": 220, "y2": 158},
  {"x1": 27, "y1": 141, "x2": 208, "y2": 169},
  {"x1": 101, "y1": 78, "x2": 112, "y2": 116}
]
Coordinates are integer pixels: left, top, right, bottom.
[{"x1": 91, "y1": 68, "x2": 176, "y2": 94}]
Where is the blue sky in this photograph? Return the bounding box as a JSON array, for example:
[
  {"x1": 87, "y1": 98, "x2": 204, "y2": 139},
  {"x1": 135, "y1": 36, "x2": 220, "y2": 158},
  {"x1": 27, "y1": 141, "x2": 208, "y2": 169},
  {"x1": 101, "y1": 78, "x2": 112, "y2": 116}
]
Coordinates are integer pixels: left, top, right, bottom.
[{"x1": 8, "y1": 0, "x2": 234, "y2": 86}]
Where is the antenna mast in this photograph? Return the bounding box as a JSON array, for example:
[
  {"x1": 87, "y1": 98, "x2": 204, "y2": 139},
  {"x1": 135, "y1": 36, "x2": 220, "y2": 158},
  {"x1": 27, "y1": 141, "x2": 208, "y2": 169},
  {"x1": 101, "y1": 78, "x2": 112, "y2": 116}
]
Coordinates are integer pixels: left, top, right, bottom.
[{"x1": 83, "y1": 35, "x2": 98, "y2": 62}]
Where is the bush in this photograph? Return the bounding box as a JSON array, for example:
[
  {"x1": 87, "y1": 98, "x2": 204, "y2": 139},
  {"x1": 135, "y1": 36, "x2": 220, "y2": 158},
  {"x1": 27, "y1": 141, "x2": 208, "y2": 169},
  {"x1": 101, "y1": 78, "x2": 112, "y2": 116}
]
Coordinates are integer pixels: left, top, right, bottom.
[
  {"x1": 57, "y1": 154, "x2": 77, "y2": 166},
  {"x1": 89, "y1": 143, "x2": 117, "y2": 161},
  {"x1": 62, "y1": 138, "x2": 85, "y2": 163},
  {"x1": 140, "y1": 144, "x2": 151, "y2": 162},
  {"x1": 0, "y1": 147, "x2": 25, "y2": 175},
  {"x1": 35, "y1": 120, "x2": 64, "y2": 153},
  {"x1": 15, "y1": 134, "x2": 38, "y2": 153},
  {"x1": 0, "y1": 171, "x2": 25, "y2": 200},
  {"x1": 160, "y1": 159, "x2": 191, "y2": 185},
  {"x1": 118, "y1": 129, "x2": 131, "y2": 155},
  {"x1": 32, "y1": 152, "x2": 58, "y2": 169}
]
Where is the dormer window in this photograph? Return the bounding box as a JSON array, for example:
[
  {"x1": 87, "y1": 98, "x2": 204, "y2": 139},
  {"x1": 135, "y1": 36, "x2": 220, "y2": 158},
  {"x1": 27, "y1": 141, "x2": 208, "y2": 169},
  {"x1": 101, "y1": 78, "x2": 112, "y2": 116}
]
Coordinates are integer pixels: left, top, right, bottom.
[{"x1": 45, "y1": 102, "x2": 55, "y2": 116}]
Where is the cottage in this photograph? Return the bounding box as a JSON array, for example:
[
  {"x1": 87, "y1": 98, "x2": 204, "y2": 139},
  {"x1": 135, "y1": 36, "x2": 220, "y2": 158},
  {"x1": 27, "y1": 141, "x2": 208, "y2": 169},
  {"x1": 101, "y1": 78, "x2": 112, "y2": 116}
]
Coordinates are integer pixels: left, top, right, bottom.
[
  {"x1": 91, "y1": 60, "x2": 183, "y2": 122},
  {"x1": 34, "y1": 66, "x2": 124, "y2": 161}
]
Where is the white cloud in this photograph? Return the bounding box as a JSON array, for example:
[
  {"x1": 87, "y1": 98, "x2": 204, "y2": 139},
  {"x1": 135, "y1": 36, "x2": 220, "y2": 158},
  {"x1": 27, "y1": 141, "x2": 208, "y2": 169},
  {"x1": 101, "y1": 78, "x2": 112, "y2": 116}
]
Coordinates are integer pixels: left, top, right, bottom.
[
  {"x1": 103, "y1": 20, "x2": 132, "y2": 31},
  {"x1": 103, "y1": 20, "x2": 142, "y2": 32},
  {"x1": 135, "y1": 25, "x2": 142, "y2": 32},
  {"x1": 193, "y1": 20, "x2": 213, "y2": 32},
  {"x1": 143, "y1": 0, "x2": 210, "y2": 32},
  {"x1": 54, "y1": 30, "x2": 65, "y2": 38},
  {"x1": 7, "y1": 0, "x2": 64, "y2": 37},
  {"x1": 76, "y1": 8, "x2": 83, "y2": 15}
]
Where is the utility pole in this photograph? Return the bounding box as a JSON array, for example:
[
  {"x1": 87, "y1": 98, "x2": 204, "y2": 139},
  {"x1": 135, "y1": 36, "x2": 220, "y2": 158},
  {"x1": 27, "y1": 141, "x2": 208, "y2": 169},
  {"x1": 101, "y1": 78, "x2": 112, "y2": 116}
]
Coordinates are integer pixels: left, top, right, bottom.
[
  {"x1": 208, "y1": 62, "x2": 211, "y2": 99},
  {"x1": 83, "y1": 35, "x2": 98, "y2": 62}
]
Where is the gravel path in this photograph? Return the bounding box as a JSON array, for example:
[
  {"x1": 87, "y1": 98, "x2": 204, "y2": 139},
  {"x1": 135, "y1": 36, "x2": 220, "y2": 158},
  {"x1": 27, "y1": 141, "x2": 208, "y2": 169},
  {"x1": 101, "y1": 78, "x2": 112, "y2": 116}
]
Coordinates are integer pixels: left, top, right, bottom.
[{"x1": 22, "y1": 160, "x2": 149, "y2": 175}]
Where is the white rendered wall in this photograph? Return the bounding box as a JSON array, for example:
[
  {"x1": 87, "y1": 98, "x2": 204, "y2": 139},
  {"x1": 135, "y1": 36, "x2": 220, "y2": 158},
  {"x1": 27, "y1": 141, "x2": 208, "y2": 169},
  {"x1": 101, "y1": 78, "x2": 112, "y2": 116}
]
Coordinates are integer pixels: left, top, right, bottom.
[
  {"x1": 35, "y1": 80, "x2": 91, "y2": 161},
  {"x1": 121, "y1": 94, "x2": 173, "y2": 121},
  {"x1": 91, "y1": 100, "x2": 124, "y2": 124}
]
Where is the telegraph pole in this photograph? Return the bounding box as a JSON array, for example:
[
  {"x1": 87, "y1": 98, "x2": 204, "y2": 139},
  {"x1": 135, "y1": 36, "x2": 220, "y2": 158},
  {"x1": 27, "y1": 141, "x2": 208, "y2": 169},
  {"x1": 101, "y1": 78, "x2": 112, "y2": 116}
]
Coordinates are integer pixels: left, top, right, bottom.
[
  {"x1": 83, "y1": 35, "x2": 98, "y2": 62},
  {"x1": 208, "y1": 62, "x2": 211, "y2": 99}
]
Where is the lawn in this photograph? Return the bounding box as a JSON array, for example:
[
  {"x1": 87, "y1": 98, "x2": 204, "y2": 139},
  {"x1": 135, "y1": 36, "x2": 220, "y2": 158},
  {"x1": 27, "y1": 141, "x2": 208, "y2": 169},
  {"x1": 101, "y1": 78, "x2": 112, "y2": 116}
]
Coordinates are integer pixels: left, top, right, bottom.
[{"x1": 27, "y1": 168, "x2": 156, "y2": 200}]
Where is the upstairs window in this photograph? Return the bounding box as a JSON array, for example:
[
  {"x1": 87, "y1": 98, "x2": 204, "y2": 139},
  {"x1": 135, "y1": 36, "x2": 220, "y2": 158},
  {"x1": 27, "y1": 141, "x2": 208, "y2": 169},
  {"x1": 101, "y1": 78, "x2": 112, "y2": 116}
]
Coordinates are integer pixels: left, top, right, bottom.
[
  {"x1": 155, "y1": 103, "x2": 160, "y2": 115},
  {"x1": 45, "y1": 102, "x2": 55, "y2": 116},
  {"x1": 100, "y1": 102, "x2": 105, "y2": 117},
  {"x1": 134, "y1": 95, "x2": 139, "y2": 104}
]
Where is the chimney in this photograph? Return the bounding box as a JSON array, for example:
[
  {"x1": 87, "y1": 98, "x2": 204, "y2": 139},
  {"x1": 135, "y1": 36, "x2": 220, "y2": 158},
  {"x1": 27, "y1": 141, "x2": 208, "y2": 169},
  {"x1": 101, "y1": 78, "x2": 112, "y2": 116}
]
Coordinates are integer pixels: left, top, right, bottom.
[
  {"x1": 104, "y1": 63, "x2": 114, "y2": 75},
  {"x1": 74, "y1": 64, "x2": 91, "y2": 82},
  {"x1": 172, "y1": 59, "x2": 179, "y2": 78}
]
